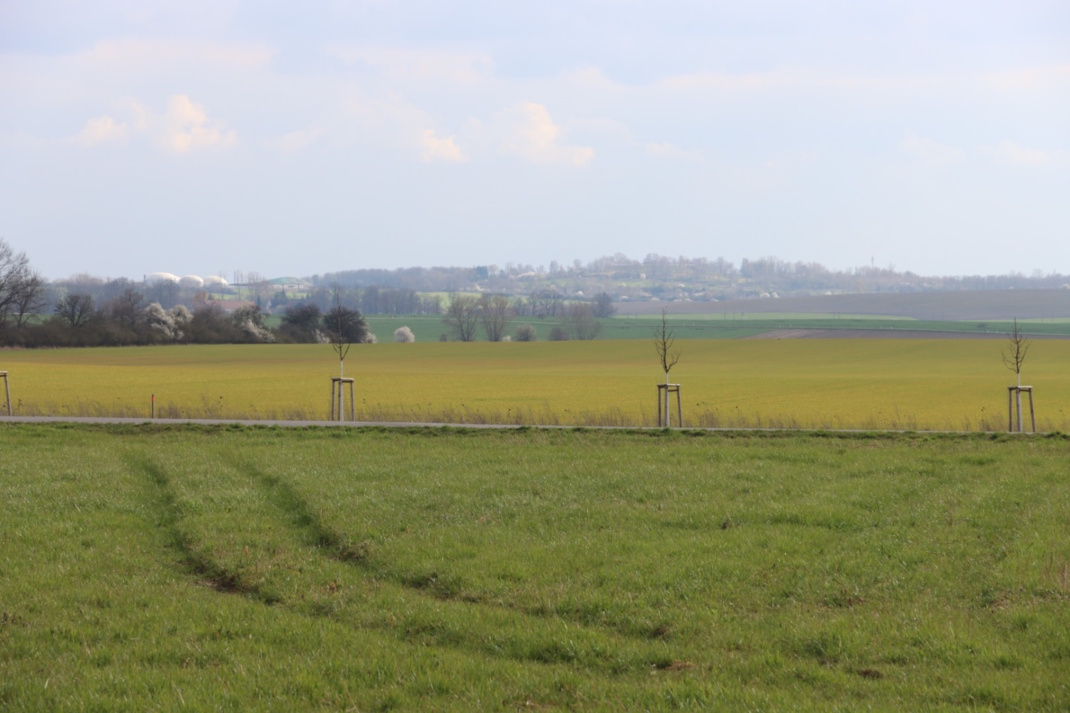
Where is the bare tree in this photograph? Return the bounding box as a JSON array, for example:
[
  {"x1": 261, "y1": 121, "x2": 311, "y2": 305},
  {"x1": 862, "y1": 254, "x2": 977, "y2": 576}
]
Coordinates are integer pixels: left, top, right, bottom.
[
  {"x1": 480, "y1": 294, "x2": 513, "y2": 342},
  {"x1": 592, "y1": 292, "x2": 616, "y2": 318},
  {"x1": 107, "y1": 288, "x2": 146, "y2": 332},
  {"x1": 10, "y1": 270, "x2": 46, "y2": 328},
  {"x1": 324, "y1": 288, "x2": 368, "y2": 377},
  {"x1": 654, "y1": 309, "x2": 681, "y2": 379},
  {"x1": 530, "y1": 288, "x2": 564, "y2": 318},
  {"x1": 55, "y1": 293, "x2": 97, "y2": 329},
  {"x1": 0, "y1": 239, "x2": 39, "y2": 330},
  {"x1": 566, "y1": 302, "x2": 601, "y2": 340},
  {"x1": 1002, "y1": 317, "x2": 1030, "y2": 385},
  {"x1": 443, "y1": 293, "x2": 479, "y2": 341},
  {"x1": 1003, "y1": 317, "x2": 1032, "y2": 432},
  {"x1": 654, "y1": 309, "x2": 682, "y2": 425}
]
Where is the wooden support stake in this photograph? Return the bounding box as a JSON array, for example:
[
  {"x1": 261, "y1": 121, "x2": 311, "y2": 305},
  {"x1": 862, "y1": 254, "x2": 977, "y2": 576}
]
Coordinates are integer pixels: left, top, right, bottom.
[
  {"x1": 1007, "y1": 388, "x2": 1013, "y2": 432},
  {"x1": 0, "y1": 371, "x2": 9, "y2": 417},
  {"x1": 1028, "y1": 389, "x2": 1036, "y2": 433}
]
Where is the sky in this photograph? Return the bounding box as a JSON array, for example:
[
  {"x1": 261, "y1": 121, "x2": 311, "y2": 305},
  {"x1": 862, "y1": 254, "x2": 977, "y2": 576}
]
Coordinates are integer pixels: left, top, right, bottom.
[{"x1": 1, "y1": 1, "x2": 1068, "y2": 282}]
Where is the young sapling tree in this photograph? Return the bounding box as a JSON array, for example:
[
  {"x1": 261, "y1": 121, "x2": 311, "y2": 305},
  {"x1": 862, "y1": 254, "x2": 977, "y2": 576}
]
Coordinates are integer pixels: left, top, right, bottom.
[
  {"x1": 1002, "y1": 317, "x2": 1032, "y2": 432},
  {"x1": 653, "y1": 309, "x2": 682, "y2": 426},
  {"x1": 323, "y1": 288, "x2": 368, "y2": 420}
]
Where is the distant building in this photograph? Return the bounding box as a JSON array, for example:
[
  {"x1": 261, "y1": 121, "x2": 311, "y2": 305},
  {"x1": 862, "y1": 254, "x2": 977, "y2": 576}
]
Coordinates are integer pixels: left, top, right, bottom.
[{"x1": 146, "y1": 272, "x2": 180, "y2": 285}]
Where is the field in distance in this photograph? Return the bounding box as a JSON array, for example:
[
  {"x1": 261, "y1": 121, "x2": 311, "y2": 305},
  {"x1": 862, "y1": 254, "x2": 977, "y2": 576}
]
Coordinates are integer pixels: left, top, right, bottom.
[
  {"x1": 614, "y1": 288, "x2": 1070, "y2": 322},
  {"x1": 3, "y1": 339, "x2": 1070, "y2": 430},
  {"x1": 364, "y1": 313, "x2": 1070, "y2": 344},
  {"x1": 1, "y1": 424, "x2": 1068, "y2": 710}
]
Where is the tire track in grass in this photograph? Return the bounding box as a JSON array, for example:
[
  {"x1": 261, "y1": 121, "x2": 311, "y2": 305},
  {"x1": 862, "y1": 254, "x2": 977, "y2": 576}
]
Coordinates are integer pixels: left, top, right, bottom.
[
  {"x1": 131, "y1": 453, "x2": 274, "y2": 603},
  {"x1": 227, "y1": 455, "x2": 682, "y2": 671},
  {"x1": 228, "y1": 457, "x2": 371, "y2": 565}
]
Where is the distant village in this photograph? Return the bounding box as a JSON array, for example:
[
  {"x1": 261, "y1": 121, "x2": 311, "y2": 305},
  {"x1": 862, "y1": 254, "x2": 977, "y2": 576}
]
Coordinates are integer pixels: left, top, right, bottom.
[{"x1": 4, "y1": 238, "x2": 1070, "y2": 349}]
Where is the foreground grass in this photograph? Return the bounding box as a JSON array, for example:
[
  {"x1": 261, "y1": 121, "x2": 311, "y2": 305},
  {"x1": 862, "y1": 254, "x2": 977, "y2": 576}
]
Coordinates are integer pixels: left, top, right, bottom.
[
  {"x1": 3, "y1": 340, "x2": 1070, "y2": 430},
  {"x1": 1, "y1": 424, "x2": 1068, "y2": 710}
]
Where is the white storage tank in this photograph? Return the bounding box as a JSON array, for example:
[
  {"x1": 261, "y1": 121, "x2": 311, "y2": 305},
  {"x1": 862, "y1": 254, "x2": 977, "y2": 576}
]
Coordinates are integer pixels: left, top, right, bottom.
[{"x1": 146, "y1": 272, "x2": 180, "y2": 285}]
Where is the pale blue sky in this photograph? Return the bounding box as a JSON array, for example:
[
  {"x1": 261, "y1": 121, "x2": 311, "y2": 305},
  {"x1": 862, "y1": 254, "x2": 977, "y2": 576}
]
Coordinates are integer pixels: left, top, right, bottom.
[{"x1": 2, "y1": 1, "x2": 1067, "y2": 281}]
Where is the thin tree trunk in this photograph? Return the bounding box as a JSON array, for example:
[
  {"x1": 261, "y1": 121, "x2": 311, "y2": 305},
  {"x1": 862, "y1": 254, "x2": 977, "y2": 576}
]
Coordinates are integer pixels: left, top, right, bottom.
[{"x1": 1016, "y1": 371, "x2": 1023, "y2": 432}]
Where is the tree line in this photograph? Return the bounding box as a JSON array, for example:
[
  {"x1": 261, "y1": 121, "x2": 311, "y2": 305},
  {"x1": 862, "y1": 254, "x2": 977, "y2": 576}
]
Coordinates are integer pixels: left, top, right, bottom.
[
  {"x1": 0, "y1": 236, "x2": 621, "y2": 347},
  {"x1": 440, "y1": 292, "x2": 613, "y2": 342},
  {"x1": 0, "y1": 240, "x2": 377, "y2": 348},
  {"x1": 4, "y1": 289, "x2": 372, "y2": 349}
]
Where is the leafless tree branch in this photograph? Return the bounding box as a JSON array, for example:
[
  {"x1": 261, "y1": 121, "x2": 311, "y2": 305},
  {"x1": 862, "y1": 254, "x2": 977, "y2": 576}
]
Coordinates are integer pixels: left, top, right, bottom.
[{"x1": 653, "y1": 309, "x2": 681, "y2": 377}]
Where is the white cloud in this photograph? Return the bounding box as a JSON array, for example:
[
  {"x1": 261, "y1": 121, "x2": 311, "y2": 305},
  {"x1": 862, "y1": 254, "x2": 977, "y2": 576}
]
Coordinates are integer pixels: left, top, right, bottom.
[
  {"x1": 64, "y1": 97, "x2": 234, "y2": 152},
  {"x1": 491, "y1": 102, "x2": 594, "y2": 167},
  {"x1": 989, "y1": 140, "x2": 1069, "y2": 167},
  {"x1": 157, "y1": 95, "x2": 236, "y2": 153},
  {"x1": 900, "y1": 133, "x2": 964, "y2": 166},
  {"x1": 420, "y1": 130, "x2": 466, "y2": 163},
  {"x1": 72, "y1": 115, "x2": 129, "y2": 146}
]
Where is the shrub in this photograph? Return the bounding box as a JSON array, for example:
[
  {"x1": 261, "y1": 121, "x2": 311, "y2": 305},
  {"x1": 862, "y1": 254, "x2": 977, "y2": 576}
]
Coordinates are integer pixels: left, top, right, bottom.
[
  {"x1": 514, "y1": 324, "x2": 537, "y2": 342},
  {"x1": 549, "y1": 326, "x2": 569, "y2": 341},
  {"x1": 567, "y1": 303, "x2": 601, "y2": 340},
  {"x1": 394, "y1": 326, "x2": 415, "y2": 343},
  {"x1": 143, "y1": 302, "x2": 178, "y2": 343}
]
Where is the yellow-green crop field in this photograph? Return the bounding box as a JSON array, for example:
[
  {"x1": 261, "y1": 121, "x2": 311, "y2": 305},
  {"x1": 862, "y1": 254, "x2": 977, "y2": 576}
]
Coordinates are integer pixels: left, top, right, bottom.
[{"x1": 2, "y1": 339, "x2": 1069, "y2": 430}]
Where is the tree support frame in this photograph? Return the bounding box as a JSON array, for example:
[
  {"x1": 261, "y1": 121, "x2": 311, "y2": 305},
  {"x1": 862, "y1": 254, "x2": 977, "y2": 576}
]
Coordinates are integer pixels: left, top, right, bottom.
[
  {"x1": 331, "y1": 377, "x2": 356, "y2": 422},
  {"x1": 0, "y1": 371, "x2": 9, "y2": 416},
  {"x1": 1007, "y1": 385, "x2": 1035, "y2": 433},
  {"x1": 656, "y1": 383, "x2": 682, "y2": 428}
]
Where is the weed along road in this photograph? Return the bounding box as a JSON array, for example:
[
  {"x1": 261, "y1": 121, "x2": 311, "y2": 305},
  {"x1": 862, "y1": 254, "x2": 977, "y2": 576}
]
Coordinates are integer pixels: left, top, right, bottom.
[{"x1": 2, "y1": 414, "x2": 1059, "y2": 435}]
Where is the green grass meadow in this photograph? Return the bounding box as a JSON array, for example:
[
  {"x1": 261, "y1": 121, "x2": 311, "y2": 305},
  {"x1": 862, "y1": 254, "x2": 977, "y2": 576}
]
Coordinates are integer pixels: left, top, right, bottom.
[{"x1": 1, "y1": 424, "x2": 1069, "y2": 710}]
